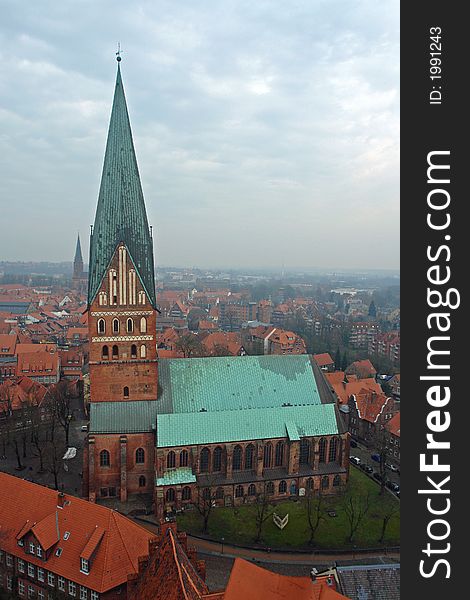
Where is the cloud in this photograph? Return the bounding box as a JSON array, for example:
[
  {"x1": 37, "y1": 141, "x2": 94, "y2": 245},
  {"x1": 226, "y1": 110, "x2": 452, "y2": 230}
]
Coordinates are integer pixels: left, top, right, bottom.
[{"x1": 0, "y1": 0, "x2": 399, "y2": 270}]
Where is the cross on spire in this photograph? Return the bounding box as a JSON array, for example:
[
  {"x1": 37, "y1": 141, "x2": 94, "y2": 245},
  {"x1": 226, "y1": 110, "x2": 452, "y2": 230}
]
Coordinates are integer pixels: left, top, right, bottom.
[{"x1": 116, "y1": 42, "x2": 122, "y2": 62}]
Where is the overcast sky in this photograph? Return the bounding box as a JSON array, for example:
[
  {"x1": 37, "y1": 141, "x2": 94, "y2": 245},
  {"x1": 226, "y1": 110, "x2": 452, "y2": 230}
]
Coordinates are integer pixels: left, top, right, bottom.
[{"x1": 0, "y1": 0, "x2": 399, "y2": 271}]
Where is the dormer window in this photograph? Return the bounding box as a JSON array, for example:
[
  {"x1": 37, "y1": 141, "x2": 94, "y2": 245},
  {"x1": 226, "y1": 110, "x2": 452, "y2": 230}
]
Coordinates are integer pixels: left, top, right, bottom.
[
  {"x1": 80, "y1": 558, "x2": 89, "y2": 574},
  {"x1": 18, "y1": 539, "x2": 24, "y2": 547},
  {"x1": 29, "y1": 542, "x2": 35, "y2": 554}
]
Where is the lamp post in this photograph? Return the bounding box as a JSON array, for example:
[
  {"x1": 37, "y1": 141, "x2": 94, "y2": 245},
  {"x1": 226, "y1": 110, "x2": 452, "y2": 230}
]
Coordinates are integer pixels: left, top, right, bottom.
[{"x1": 221, "y1": 537, "x2": 225, "y2": 555}]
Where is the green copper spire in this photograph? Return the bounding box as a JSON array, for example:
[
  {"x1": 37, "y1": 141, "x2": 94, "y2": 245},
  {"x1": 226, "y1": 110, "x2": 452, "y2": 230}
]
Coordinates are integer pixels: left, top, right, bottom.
[{"x1": 88, "y1": 62, "x2": 156, "y2": 307}]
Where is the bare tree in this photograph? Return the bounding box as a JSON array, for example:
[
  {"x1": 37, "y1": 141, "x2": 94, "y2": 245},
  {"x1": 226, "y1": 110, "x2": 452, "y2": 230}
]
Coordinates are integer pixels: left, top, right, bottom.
[
  {"x1": 49, "y1": 381, "x2": 72, "y2": 447},
  {"x1": 253, "y1": 487, "x2": 274, "y2": 543},
  {"x1": 303, "y1": 488, "x2": 327, "y2": 544},
  {"x1": 379, "y1": 503, "x2": 400, "y2": 543},
  {"x1": 343, "y1": 493, "x2": 371, "y2": 543},
  {"x1": 0, "y1": 384, "x2": 14, "y2": 457},
  {"x1": 211, "y1": 343, "x2": 231, "y2": 357},
  {"x1": 45, "y1": 437, "x2": 62, "y2": 490},
  {"x1": 367, "y1": 424, "x2": 389, "y2": 496},
  {"x1": 195, "y1": 482, "x2": 218, "y2": 533},
  {"x1": 175, "y1": 334, "x2": 203, "y2": 358}
]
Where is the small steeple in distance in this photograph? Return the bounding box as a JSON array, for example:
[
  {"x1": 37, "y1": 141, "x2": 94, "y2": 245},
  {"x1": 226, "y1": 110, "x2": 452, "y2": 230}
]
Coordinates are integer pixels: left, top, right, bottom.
[
  {"x1": 73, "y1": 233, "x2": 84, "y2": 280},
  {"x1": 88, "y1": 58, "x2": 156, "y2": 308}
]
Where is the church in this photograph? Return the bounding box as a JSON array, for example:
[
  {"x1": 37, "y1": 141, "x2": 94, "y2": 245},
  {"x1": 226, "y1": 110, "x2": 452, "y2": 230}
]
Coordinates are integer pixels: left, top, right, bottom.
[{"x1": 83, "y1": 59, "x2": 350, "y2": 518}]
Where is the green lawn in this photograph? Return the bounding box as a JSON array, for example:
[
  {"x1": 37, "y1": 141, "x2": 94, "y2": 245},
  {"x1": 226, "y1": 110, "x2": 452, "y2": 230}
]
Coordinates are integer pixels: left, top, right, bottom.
[{"x1": 177, "y1": 467, "x2": 400, "y2": 550}]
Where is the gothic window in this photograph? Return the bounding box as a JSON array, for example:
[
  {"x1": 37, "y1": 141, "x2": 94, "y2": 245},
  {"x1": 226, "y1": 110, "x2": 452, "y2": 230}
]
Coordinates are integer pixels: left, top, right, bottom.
[
  {"x1": 139, "y1": 476, "x2": 146, "y2": 488},
  {"x1": 112, "y1": 319, "x2": 119, "y2": 334},
  {"x1": 215, "y1": 487, "x2": 224, "y2": 500},
  {"x1": 97, "y1": 319, "x2": 105, "y2": 334},
  {"x1": 245, "y1": 444, "x2": 255, "y2": 470},
  {"x1": 275, "y1": 441, "x2": 284, "y2": 467},
  {"x1": 307, "y1": 477, "x2": 314, "y2": 490},
  {"x1": 112, "y1": 345, "x2": 119, "y2": 359},
  {"x1": 235, "y1": 485, "x2": 244, "y2": 498},
  {"x1": 127, "y1": 318, "x2": 133, "y2": 333},
  {"x1": 263, "y1": 443, "x2": 272, "y2": 468},
  {"x1": 99, "y1": 450, "x2": 110, "y2": 467},
  {"x1": 321, "y1": 476, "x2": 329, "y2": 489},
  {"x1": 266, "y1": 481, "x2": 274, "y2": 495},
  {"x1": 131, "y1": 344, "x2": 137, "y2": 359},
  {"x1": 140, "y1": 317, "x2": 147, "y2": 333},
  {"x1": 232, "y1": 445, "x2": 242, "y2": 471},
  {"x1": 290, "y1": 481, "x2": 297, "y2": 495},
  {"x1": 279, "y1": 480, "x2": 287, "y2": 494},
  {"x1": 329, "y1": 437, "x2": 339, "y2": 463},
  {"x1": 182, "y1": 486, "x2": 191, "y2": 501},
  {"x1": 200, "y1": 448, "x2": 210, "y2": 473},
  {"x1": 140, "y1": 344, "x2": 146, "y2": 358},
  {"x1": 299, "y1": 438, "x2": 310, "y2": 465},
  {"x1": 123, "y1": 386, "x2": 129, "y2": 399},
  {"x1": 167, "y1": 451, "x2": 176, "y2": 469},
  {"x1": 138, "y1": 291, "x2": 146, "y2": 305},
  {"x1": 99, "y1": 292, "x2": 107, "y2": 306},
  {"x1": 102, "y1": 346, "x2": 109, "y2": 360},
  {"x1": 213, "y1": 447, "x2": 222, "y2": 472},
  {"x1": 319, "y1": 438, "x2": 327, "y2": 463},
  {"x1": 202, "y1": 488, "x2": 211, "y2": 500},
  {"x1": 136, "y1": 448, "x2": 145, "y2": 464},
  {"x1": 180, "y1": 449, "x2": 189, "y2": 467},
  {"x1": 248, "y1": 484, "x2": 256, "y2": 496},
  {"x1": 166, "y1": 488, "x2": 175, "y2": 502},
  {"x1": 333, "y1": 475, "x2": 341, "y2": 487}
]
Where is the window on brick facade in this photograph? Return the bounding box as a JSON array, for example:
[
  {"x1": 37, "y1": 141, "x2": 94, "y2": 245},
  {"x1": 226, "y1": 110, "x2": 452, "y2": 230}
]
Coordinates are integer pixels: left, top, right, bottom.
[
  {"x1": 36, "y1": 546, "x2": 42, "y2": 558},
  {"x1": 232, "y1": 445, "x2": 242, "y2": 471},
  {"x1": 18, "y1": 559, "x2": 25, "y2": 573},
  {"x1": 97, "y1": 319, "x2": 105, "y2": 334},
  {"x1": 91, "y1": 592, "x2": 99, "y2": 600},
  {"x1": 263, "y1": 443, "x2": 272, "y2": 468},
  {"x1": 18, "y1": 581, "x2": 25, "y2": 596},
  {"x1": 140, "y1": 317, "x2": 147, "y2": 333},
  {"x1": 179, "y1": 449, "x2": 189, "y2": 467},
  {"x1": 102, "y1": 345, "x2": 109, "y2": 359},
  {"x1": 166, "y1": 488, "x2": 175, "y2": 502},
  {"x1": 126, "y1": 318, "x2": 133, "y2": 333},
  {"x1": 80, "y1": 587, "x2": 88, "y2": 600},
  {"x1": 37, "y1": 568, "x2": 44, "y2": 582},
  {"x1": 329, "y1": 437, "x2": 339, "y2": 463},
  {"x1": 321, "y1": 475, "x2": 329, "y2": 489},
  {"x1": 202, "y1": 487, "x2": 211, "y2": 501},
  {"x1": 58, "y1": 577, "x2": 65, "y2": 591},
  {"x1": 99, "y1": 450, "x2": 110, "y2": 467},
  {"x1": 275, "y1": 441, "x2": 284, "y2": 467},
  {"x1": 140, "y1": 344, "x2": 147, "y2": 358},
  {"x1": 139, "y1": 476, "x2": 146, "y2": 487},
  {"x1": 319, "y1": 438, "x2": 327, "y2": 463},
  {"x1": 213, "y1": 446, "x2": 222, "y2": 472},
  {"x1": 29, "y1": 542, "x2": 35, "y2": 554},
  {"x1": 279, "y1": 480, "x2": 287, "y2": 494},
  {"x1": 131, "y1": 344, "x2": 137, "y2": 359},
  {"x1": 182, "y1": 486, "x2": 191, "y2": 501},
  {"x1": 48, "y1": 572, "x2": 54, "y2": 587},
  {"x1": 167, "y1": 451, "x2": 176, "y2": 469},
  {"x1": 38, "y1": 591, "x2": 44, "y2": 600},
  {"x1": 245, "y1": 444, "x2": 255, "y2": 470},
  {"x1": 215, "y1": 487, "x2": 224, "y2": 499},
  {"x1": 299, "y1": 438, "x2": 310, "y2": 465},
  {"x1": 69, "y1": 581, "x2": 77, "y2": 597},
  {"x1": 247, "y1": 484, "x2": 256, "y2": 496},
  {"x1": 333, "y1": 475, "x2": 341, "y2": 487},
  {"x1": 136, "y1": 447, "x2": 145, "y2": 464},
  {"x1": 266, "y1": 481, "x2": 274, "y2": 495},
  {"x1": 112, "y1": 319, "x2": 119, "y2": 333},
  {"x1": 307, "y1": 477, "x2": 314, "y2": 490},
  {"x1": 235, "y1": 485, "x2": 244, "y2": 498},
  {"x1": 123, "y1": 386, "x2": 129, "y2": 398},
  {"x1": 28, "y1": 563, "x2": 35, "y2": 577},
  {"x1": 200, "y1": 447, "x2": 210, "y2": 473},
  {"x1": 112, "y1": 345, "x2": 118, "y2": 359}
]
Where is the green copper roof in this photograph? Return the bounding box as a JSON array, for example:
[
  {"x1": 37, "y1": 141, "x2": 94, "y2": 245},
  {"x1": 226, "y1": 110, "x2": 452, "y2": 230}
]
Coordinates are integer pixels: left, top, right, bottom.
[
  {"x1": 156, "y1": 404, "x2": 339, "y2": 448},
  {"x1": 89, "y1": 400, "x2": 160, "y2": 434},
  {"x1": 156, "y1": 467, "x2": 196, "y2": 487},
  {"x1": 158, "y1": 355, "x2": 322, "y2": 413},
  {"x1": 88, "y1": 64, "x2": 156, "y2": 307}
]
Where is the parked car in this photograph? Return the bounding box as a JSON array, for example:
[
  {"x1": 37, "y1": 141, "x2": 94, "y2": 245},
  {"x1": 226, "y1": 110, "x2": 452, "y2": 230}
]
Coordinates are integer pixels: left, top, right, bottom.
[
  {"x1": 349, "y1": 456, "x2": 361, "y2": 465},
  {"x1": 386, "y1": 480, "x2": 400, "y2": 492},
  {"x1": 396, "y1": 490, "x2": 400, "y2": 498},
  {"x1": 362, "y1": 465, "x2": 373, "y2": 474},
  {"x1": 371, "y1": 453, "x2": 381, "y2": 463},
  {"x1": 81, "y1": 424, "x2": 88, "y2": 432},
  {"x1": 373, "y1": 472, "x2": 383, "y2": 482},
  {"x1": 350, "y1": 440, "x2": 358, "y2": 448},
  {"x1": 386, "y1": 463, "x2": 398, "y2": 472}
]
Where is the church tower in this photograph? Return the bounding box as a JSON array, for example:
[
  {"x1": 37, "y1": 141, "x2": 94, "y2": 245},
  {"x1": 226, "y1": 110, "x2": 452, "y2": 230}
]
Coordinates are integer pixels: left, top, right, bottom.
[{"x1": 88, "y1": 59, "x2": 158, "y2": 403}]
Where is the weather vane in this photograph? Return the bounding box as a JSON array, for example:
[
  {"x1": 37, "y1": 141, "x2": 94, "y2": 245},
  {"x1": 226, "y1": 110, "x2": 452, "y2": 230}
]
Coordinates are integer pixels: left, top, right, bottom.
[{"x1": 116, "y1": 43, "x2": 122, "y2": 62}]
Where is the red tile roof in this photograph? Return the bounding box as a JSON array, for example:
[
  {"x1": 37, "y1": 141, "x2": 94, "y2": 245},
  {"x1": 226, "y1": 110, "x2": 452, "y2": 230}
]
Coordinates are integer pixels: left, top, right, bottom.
[
  {"x1": 224, "y1": 559, "x2": 348, "y2": 600},
  {"x1": 346, "y1": 359, "x2": 377, "y2": 378},
  {"x1": 386, "y1": 411, "x2": 400, "y2": 437},
  {"x1": 0, "y1": 473, "x2": 155, "y2": 593},
  {"x1": 313, "y1": 353, "x2": 334, "y2": 367},
  {"x1": 331, "y1": 378, "x2": 383, "y2": 405},
  {"x1": 17, "y1": 351, "x2": 59, "y2": 378},
  {"x1": 352, "y1": 390, "x2": 392, "y2": 424},
  {"x1": 0, "y1": 377, "x2": 48, "y2": 410},
  {"x1": 0, "y1": 333, "x2": 18, "y2": 356}
]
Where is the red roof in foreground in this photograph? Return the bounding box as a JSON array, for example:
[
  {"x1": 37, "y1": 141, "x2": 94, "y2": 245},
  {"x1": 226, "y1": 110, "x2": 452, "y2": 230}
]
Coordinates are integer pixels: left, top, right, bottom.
[
  {"x1": 313, "y1": 353, "x2": 334, "y2": 367},
  {"x1": 224, "y1": 559, "x2": 349, "y2": 600},
  {"x1": 0, "y1": 473, "x2": 155, "y2": 593},
  {"x1": 386, "y1": 411, "x2": 400, "y2": 437}
]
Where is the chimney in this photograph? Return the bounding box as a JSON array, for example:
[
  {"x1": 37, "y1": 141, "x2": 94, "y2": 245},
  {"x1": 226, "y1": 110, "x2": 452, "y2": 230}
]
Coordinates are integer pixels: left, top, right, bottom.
[
  {"x1": 57, "y1": 492, "x2": 65, "y2": 509},
  {"x1": 310, "y1": 568, "x2": 318, "y2": 582}
]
